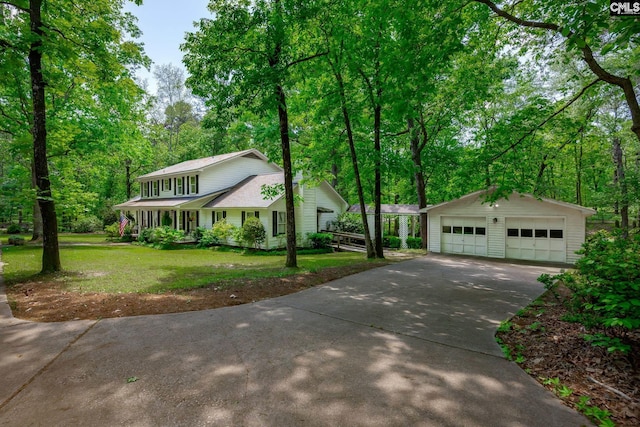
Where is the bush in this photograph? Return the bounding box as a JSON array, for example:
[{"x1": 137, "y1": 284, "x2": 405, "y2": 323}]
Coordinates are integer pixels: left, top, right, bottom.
[
  {"x1": 212, "y1": 219, "x2": 236, "y2": 243},
  {"x1": 7, "y1": 223, "x2": 22, "y2": 234},
  {"x1": 406, "y1": 237, "x2": 423, "y2": 249},
  {"x1": 198, "y1": 228, "x2": 219, "y2": 248},
  {"x1": 138, "y1": 227, "x2": 153, "y2": 244},
  {"x1": 104, "y1": 222, "x2": 133, "y2": 241},
  {"x1": 8, "y1": 236, "x2": 25, "y2": 245},
  {"x1": 539, "y1": 230, "x2": 640, "y2": 353},
  {"x1": 307, "y1": 232, "x2": 333, "y2": 249},
  {"x1": 102, "y1": 210, "x2": 118, "y2": 228},
  {"x1": 151, "y1": 226, "x2": 185, "y2": 249},
  {"x1": 328, "y1": 212, "x2": 365, "y2": 234},
  {"x1": 192, "y1": 226, "x2": 206, "y2": 243},
  {"x1": 383, "y1": 235, "x2": 401, "y2": 249},
  {"x1": 238, "y1": 217, "x2": 266, "y2": 249},
  {"x1": 72, "y1": 216, "x2": 103, "y2": 233}
]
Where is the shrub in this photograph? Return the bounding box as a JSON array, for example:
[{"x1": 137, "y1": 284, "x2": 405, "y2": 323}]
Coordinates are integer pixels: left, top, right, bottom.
[
  {"x1": 239, "y1": 217, "x2": 266, "y2": 249},
  {"x1": 102, "y1": 210, "x2": 118, "y2": 228},
  {"x1": 7, "y1": 223, "x2": 22, "y2": 234},
  {"x1": 161, "y1": 211, "x2": 173, "y2": 227},
  {"x1": 307, "y1": 232, "x2": 333, "y2": 249},
  {"x1": 328, "y1": 212, "x2": 365, "y2": 234},
  {"x1": 198, "y1": 228, "x2": 219, "y2": 248},
  {"x1": 538, "y1": 230, "x2": 640, "y2": 353},
  {"x1": 8, "y1": 236, "x2": 25, "y2": 245},
  {"x1": 406, "y1": 237, "x2": 422, "y2": 249},
  {"x1": 383, "y1": 235, "x2": 401, "y2": 249},
  {"x1": 192, "y1": 226, "x2": 206, "y2": 243},
  {"x1": 212, "y1": 219, "x2": 235, "y2": 243},
  {"x1": 104, "y1": 222, "x2": 132, "y2": 241},
  {"x1": 138, "y1": 227, "x2": 154, "y2": 244},
  {"x1": 151, "y1": 226, "x2": 185, "y2": 249},
  {"x1": 72, "y1": 216, "x2": 103, "y2": 233}
]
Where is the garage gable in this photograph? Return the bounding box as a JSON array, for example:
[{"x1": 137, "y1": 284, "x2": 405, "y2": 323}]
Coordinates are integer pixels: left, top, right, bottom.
[{"x1": 423, "y1": 190, "x2": 595, "y2": 264}]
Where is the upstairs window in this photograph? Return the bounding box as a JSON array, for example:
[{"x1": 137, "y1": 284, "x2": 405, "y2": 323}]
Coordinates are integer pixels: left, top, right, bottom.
[
  {"x1": 153, "y1": 180, "x2": 159, "y2": 197},
  {"x1": 190, "y1": 175, "x2": 198, "y2": 194},
  {"x1": 176, "y1": 177, "x2": 184, "y2": 195},
  {"x1": 142, "y1": 182, "x2": 149, "y2": 198},
  {"x1": 162, "y1": 178, "x2": 171, "y2": 192}
]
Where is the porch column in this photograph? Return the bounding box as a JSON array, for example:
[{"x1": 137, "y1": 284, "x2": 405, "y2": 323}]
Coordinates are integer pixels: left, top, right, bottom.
[
  {"x1": 399, "y1": 215, "x2": 408, "y2": 249},
  {"x1": 176, "y1": 209, "x2": 181, "y2": 230}
]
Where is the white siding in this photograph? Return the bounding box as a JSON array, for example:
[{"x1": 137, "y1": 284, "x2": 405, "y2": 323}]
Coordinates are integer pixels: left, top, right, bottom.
[
  {"x1": 427, "y1": 192, "x2": 591, "y2": 264},
  {"x1": 316, "y1": 182, "x2": 348, "y2": 231},
  {"x1": 198, "y1": 157, "x2": 281, "y2": 195},
  {"x1": 301, "y1": 185, "x2": 317, "y2": 236}
]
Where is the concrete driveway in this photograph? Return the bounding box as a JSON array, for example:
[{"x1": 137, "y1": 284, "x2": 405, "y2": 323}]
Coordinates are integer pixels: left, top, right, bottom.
[{"x1": 0, "y1": 255, "x2": 589, "y2": 426}]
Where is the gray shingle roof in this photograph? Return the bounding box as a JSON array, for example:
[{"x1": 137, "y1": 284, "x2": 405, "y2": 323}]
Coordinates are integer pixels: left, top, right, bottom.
[
  {"x1": 205, "y1": 173, "x2": 292, "y2": 209},
  {"x1": 137, "y1": 149, "x2": 270, "y2": 180}
]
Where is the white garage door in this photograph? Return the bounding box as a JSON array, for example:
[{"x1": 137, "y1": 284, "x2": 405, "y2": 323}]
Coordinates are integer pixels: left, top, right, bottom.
[
  {"x1": 441, "y1": 217, "x2": 487, "y2": 256},
  {"x1": 505, "y1": 217, "x2": 566, "y2": 262}
]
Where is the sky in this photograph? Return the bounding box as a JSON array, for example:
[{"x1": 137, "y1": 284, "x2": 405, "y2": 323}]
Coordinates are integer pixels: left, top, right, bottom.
[{"x1": 124, "y1": 1, "x2": 211, "y2": 91}]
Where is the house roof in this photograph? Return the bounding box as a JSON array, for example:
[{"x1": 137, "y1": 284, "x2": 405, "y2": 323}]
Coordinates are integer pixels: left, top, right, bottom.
[
  {"x1": 137, "y1": 149, "x2": 277, "y2": 180},
  {"x1": 421, "y1": 188, "x2": 596, "y2": 215},
  {"x1": 204, "y1": 173, "x2": 292, "y2": 209},
  {"x1": 348, "y1": 204, "x2": 421, "y2": 215},
  {"x1": 113, "y1": 190, "x2": 227, "y2": 209}
]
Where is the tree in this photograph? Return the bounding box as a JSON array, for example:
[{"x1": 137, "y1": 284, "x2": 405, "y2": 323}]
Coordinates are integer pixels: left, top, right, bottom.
[
  {"x1": 184, "y1": 0, "x2": 327, "y2": 268},
  {"x1": 0, "y1": 0, "x2": 147, "y2": 272}
]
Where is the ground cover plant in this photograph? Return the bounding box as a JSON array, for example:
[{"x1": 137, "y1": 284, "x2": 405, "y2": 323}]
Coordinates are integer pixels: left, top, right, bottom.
[
  {"x1": 3, "y1": 234, "x2": 394, "y2": 321},
  {"x1": 498, "y1": 230, "x2": 640, "y2": 427}
]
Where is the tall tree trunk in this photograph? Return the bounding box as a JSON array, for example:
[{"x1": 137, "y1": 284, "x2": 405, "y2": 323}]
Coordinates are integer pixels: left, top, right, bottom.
[
  {"x1": 373, "y1": 101, "x2": 384, "y2": 258},
  {"x1": 125, "y1": 159, "x2": 132, "y2": 200},
  {"x1": 612, "y1": 137, "x2": 629, "y2": 236},
  {"x1": 30, "y1": 160, "x2": 43, "y2": 241},
  {"x1": 276, "y1": 85, "x2": 297, "y2": 268},
  {"x1": 29, "y1": 0, "x2": 61, "y2": 273},
  {"x1": 575, "y1": 142, "x2": 583, "y2": 206},
  {"x1": 408, "y1": 118, "x2": 428, "y2": 250},
  {"x1": 336, "y1": 75, "x2": 375, "y2": 258}
]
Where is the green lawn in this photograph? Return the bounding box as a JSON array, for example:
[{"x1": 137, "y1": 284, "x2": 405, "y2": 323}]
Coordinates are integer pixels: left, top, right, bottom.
[{"x1": 2, "y1": 239, "x2": 380, "y2": 294}]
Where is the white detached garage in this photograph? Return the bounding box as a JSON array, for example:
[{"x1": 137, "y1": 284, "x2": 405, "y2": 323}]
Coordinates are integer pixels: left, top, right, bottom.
[{"x1": 423, "y1": 189, "x2": 595, "y2": 264}]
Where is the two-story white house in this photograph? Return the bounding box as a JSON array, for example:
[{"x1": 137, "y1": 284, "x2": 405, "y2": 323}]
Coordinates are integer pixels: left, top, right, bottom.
[{"x1": 114, "y1": 149, "x2": 348, "y2": 249}]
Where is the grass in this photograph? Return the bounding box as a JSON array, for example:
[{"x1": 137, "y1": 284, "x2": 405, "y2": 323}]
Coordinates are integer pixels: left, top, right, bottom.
[{"x1": 2, "y1": 236, "x2": 384, "y2": 294}]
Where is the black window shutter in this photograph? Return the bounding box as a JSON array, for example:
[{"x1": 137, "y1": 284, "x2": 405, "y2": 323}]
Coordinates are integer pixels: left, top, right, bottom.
[
  {"x1": 241, "y1": 211, "x2": 245, "y2": 225},
  {"x1": 196, "y1": 175, "x2": 199, "y2": 194},
  {"x1": 272, "y1": 211, "x2": 278, "y2": 237},
  {"x1": 182, "y1": 177, "x2": 185, "y2": 195},
  {"x1": 169, "y1": 179, "x2": 172, "y2": 190},
  {"x1": 157, "y1": 180, "x2": 160, "y2": 195},
  {"x1": 196, "y1": 211, "x2": 200, "y2": 227},
  {"x1": 186, "y1": 176, "x2": 189, "y2": 195},
  {"x1": 255, "y1": 211, "x2": 259, "y2": 218},
  {"x1": 173, "y1": 178, "x2": 176, "y2": 195},
  {"x1": 140, "y1": 182, "x2": 143, "y2": 197},
  {"x1": 161, "y1": 179, "x2": 164, "y2": 191},
  {"x1": 212, "y1": 211, "x2": 216, "y2": 225},
  {"x1": 223, "y1": 211, "x2": 227, "y2": 219},
  {"x1": 173, "y1": 211, "x2": 177, "y2": 227}
]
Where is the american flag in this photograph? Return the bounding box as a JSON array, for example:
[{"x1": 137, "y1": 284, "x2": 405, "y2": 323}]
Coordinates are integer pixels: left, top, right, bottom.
[{"x1": 119, "y1": 212, "x2": 129, "y2": 237}]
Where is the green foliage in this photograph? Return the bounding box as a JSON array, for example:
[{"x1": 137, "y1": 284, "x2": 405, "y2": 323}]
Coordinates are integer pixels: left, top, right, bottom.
[
  {"x1": 383, "y1": 236, "x2": 401, "y2": 249},
  {"x1": 541, "y1": 377, "x2": 573, "y2": 398},
  {"x1": 7, "y1": 224, "x2": 22, "y2": 234},
  {"x1": 238, "y1": 217, "x2": 266, "y2": 249},
  {"x1": 8, "y1": 236, "x2": 25, "y2": 246},
  {"x1": 211, "y1": 219, "x2": 235, "y2": 243},
  {"x1": 307, "y1": 233, "x2": 333, "y2": 249},
  {"x1": 575, "y1": 396, "x2": 615, "y2": 427},
  {"x1": 406, "y1": 237, "x2": 422, "y2": 249},
  {"x1": 138, "y1": 228, "x2": 153, "y2": 244},
  {"x1": 497, "y1": 320, "x2": 512, "y2": 333},
  {"x1": 104, "y1": 222, "x2": 132, "y2": 242},
  {"x1": 198, "y1": 228, "x2": 220, "y2": 248},
  {"x1": 161, "y1": 212, "x2": 173, "y2": 227},
  {"x1": 329, "y1": 213, "x2": 365, "y2": 234},
  {"x1": 72, "y1": 216, "x2": 103, "y2": 233},
  {"x1": 150, "y1": 226, "x2": 185, "y2": 249},
  {"x1": 583, "y1": 333, "x2": 631, "y2": 355},
  {"x1": 539, "y1": 230, "x2": 640, "y2": 355}
]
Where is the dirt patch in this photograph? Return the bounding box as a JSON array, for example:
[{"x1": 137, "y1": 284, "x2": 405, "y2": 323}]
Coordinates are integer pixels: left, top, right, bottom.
[
  {"x1": 6, "y1": 262, "x2": 391, "y2": 322},
  {"x1": 497, "y1": 287, "x2": 640, "y2": 427}
]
